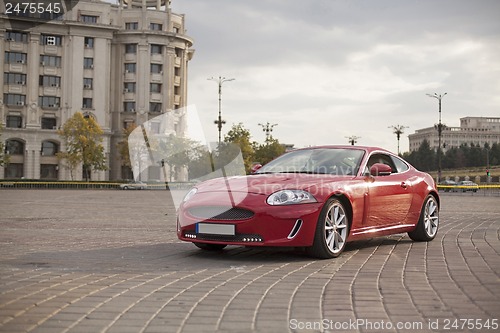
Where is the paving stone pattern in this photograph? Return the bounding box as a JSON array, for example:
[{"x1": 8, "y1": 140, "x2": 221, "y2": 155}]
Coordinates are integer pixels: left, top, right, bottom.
[{"x1": 0, "y1": 190, "x2": 499, "y2": 333}]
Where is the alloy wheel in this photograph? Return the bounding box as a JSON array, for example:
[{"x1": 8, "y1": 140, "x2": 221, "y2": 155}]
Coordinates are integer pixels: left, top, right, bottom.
[{"x1": 324, "y1": 202, "x2": 348, "y2": 254}]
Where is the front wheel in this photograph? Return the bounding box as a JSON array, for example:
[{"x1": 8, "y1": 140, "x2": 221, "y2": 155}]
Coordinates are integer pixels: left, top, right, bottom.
[
  {"x1": 307, "y1": 198, "x2": 349, "y2": 259},
  {"x1": 408, "y1": 195, "x2": 439, "y2": 241}
]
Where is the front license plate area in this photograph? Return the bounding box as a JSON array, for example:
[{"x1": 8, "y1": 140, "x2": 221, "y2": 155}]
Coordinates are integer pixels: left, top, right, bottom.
[{"x1": 196, "y1": 223, "x2": 235, "y2": 236}]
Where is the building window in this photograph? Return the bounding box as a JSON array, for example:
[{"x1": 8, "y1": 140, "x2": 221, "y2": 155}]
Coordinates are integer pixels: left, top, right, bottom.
[
  {"x1": 125, "y1": 22, "x2": 138, "y2": 30},
  {"x1": 151, "y1": 44, "x2": 163, "y2": 54},
  {"x1": 150, "y1": 83, "x2": 162, "y2": 93},
  {"x1": 4, "y1": 52, "x2": 27, "y2": 64},
  {"x1": 5, "y1": 31, "x2": 28, "y2": 43},
  {"x1": 40, "y1": 34, "x2": 62, "y2": 46},
  {"x1": 41, "y1": 117, "x2": 57, "y2": 129},
  {"x1": 150, "y1": 122, "x2": 160, "y2": 134},
  {"x1": 150, "y1": 23, "x2": 162, "y2": 31},
  {"x1": 82, "y1": 98, "x2": 93, "y2": 109},
  {"x1": 4, "y1": 73, "x2": 27, "y2": 85},
  {"x1": 81, "y1": 15, "x2": 98, "y2": 23},
  {"x1": 6, "y1": 115, "x2": 22, "y2": 128},
  {"x1": 173, "y1": 26, "x2": 180, "y2": 34},
  {"x1": 84, "y1": 37, "x2": 94, "y2": 48},
  {"x1": 3, "y1": 94, "x2": 26, "y2": 106},
  {"x1": 125, "y1": 44, "x2": 137, "y2": 54},
  {"x1": 40, "y1": 164, "x2": 58, "y2": 179},
  {"x1": 124, "y1": 102, "x2": 136, "y2": 112},
  {"x1": 124, "y1": 82, "x2": 136, "y2": 93},
  {"x1": 150, "y1": 64, "x2": 162, "y2": 74},
  {"x1": 83, "y1": 78, "x2": 93, "y2": 89},
  {"x1": 40, "y1": 55, "x2": 62, "y2": 67},
  {"x1": 5, "y1": 164, "x2": 23, "y2": 179},
  {"x1": 39, "y1": 96, "x2": 60, "y2": 108},
  {"x1": 125, "y1": 63, "x2": 136, "y2": 73},
  {"x1": 149, "y1": 102, "x2": 162, "y2": 113},
  {"x1": 41, "y1": 141, "x2": 58, "y2": 156},
  {"x1": 83, "y1": 58, "x2": 94, "y2": 69},
  {"x1": 39, "y1": 75, "x2": 61, "y2": 87},
  {"x1": 6, "y1": 139, "x2": 24, "y2": 155}
]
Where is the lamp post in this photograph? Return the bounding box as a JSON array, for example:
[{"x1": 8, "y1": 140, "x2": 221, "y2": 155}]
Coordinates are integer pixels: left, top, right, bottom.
[
  {"x1": 258, "y1": 122, "x2": 278, "y2": 142},
  {"x1": 426, "y1": 92, "x2": 447, "y2": 183},
  {"x1": 388, "y1": 125, "x2": 408, "y2": 155},
  {"x1": 208, "y1": 76, "x2": 235, "y2": 144},
  {"x1": 346, "y1": 135, "x2": 360, "y2": 146}
]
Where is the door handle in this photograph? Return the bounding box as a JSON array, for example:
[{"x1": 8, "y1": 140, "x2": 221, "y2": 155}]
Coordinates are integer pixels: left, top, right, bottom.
[{"x1": 401, "y1": 182, "x2": 408, "y2": 189}]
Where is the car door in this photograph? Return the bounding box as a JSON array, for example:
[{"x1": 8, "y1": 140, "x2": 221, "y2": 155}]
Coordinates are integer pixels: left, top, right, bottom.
[{"x1": 365, "y1": 153, "x2": 413, "y2": 228}]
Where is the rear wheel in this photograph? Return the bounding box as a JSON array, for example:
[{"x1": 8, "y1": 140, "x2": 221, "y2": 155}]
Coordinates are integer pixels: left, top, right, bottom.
[
  {"x1": 194, "y1": 243, "x2": 227, "y2": 251},
  {"x1": 307, "y1": 198, "x2": 349, "y2": 259},
  {"x1": 408, "y1": 195, "x2": 439, "y2": 241}
]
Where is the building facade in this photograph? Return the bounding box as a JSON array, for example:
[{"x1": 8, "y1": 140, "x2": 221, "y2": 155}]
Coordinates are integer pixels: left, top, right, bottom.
[
  {"x1": 408, "y1": 117, "x2": 500, "y2": 152},
  {"x1": 0, "y1": 0, "x2": 194, "y2": 180}
]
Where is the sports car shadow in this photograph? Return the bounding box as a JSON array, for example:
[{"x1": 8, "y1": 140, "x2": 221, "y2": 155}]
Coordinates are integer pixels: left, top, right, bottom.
[{"x1": 7, "y1": 235, "x2": 413, "y2": 273}]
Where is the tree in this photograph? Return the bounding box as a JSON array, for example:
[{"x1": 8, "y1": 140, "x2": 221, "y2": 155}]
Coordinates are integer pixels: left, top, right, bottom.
[
  {"x1": 223, "y1": 123, "x2": 255, "y2": 173},
  {"x1": 490, "y1": 143, "x2": 500, "y2": 166},
  {"x1": 116, "y1": 124, "x2": 137, "y2": 179},
  {"x1": 254, "y1": 137, "x2": 286, "y2": 166},
  {"x1": 417, "y1": 139, "x2": 436, "y2": 171},
  {"x1": 187, "y1": 146, "x2": 215, "y2": 180},
  {"x1": 158, "y1": 134, "x2": 202, "y2": 181},
  {"x1": 0, "y1": 124, "x2": 10, "y2": 167},
  {"x1": 57, "y1": 112, "x2": 107, "y2": 180},
  {"x1": 404, "y1": 139, "x2": 435, "y2": 171}
]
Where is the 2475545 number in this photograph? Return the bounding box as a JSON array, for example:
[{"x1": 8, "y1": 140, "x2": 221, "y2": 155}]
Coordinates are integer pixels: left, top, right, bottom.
[{"x1": 4, "y1": 2, "x2": 61, "y2": 15}]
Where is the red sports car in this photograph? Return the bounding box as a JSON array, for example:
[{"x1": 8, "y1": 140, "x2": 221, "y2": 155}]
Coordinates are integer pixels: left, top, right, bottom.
[{"x1": 177, "y1": 146, "x2": 439, "y2": 258}]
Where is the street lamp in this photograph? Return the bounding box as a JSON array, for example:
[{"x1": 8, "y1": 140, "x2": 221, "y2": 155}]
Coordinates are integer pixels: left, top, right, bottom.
[
  {"x1": 388, "y1": 125, "x2": 409, "y2": 155},
  {"x1": 208, "y1": 76, "x2": 235, "y2": 144},
  {"x1": 346, "y1": 135, "x2": 360, "y2": 146},
  {"x1": 258, "y1": 122, "x2": 278, "y2": 142},
  {"x1": 426, "y1": 92, "x2": 447, "y2": 183}
]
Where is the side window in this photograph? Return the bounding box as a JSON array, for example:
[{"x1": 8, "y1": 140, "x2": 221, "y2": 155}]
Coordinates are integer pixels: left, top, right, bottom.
[
  {"x1": 366, "y1": 153, "x2": 397, "y2": 174},
  {"x1": 390, "y1": 155, "x2": 409, "y2": 173}
]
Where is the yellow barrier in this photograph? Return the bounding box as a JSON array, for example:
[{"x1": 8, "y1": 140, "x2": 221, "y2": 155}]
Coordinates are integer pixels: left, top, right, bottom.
[
  {"x1": 438, "y1": 185, "x2": 500, "y2": 189},
  {"x1": 0, "y1": 181, "x2": 195, "y2": 190}
]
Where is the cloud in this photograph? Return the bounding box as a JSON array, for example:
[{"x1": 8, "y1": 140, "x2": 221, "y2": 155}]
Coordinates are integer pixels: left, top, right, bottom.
[{"x1": 172, "y1": 0, "x2": 500, "y2": 152}]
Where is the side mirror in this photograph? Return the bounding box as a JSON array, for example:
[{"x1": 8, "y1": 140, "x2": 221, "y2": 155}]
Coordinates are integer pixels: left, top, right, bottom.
[
  {"x1": 251, "y1": 163, "x2": 263, "y2": 174},
  {"x1": 370, "y1": 163, "x2": 392, "y2": 176}
]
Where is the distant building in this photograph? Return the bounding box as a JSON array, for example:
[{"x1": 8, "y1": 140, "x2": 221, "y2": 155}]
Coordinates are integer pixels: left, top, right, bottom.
[
  {"x1": 408, "y1": 117, "x2": 500, "y2": 152},
  {"x1": 0, "y1": 0, "x2": 194, "y2": 180}
]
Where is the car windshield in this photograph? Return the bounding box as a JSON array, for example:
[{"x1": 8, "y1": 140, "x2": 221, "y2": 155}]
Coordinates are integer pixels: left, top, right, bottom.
[{"x1": 255, "y1": 148, "x2": 365, "y2": 176}]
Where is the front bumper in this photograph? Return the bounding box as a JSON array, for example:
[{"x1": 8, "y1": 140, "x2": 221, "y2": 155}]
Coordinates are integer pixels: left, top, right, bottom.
[{"x1": 177, "y1": 192, "x2": 323, "y2": 247}]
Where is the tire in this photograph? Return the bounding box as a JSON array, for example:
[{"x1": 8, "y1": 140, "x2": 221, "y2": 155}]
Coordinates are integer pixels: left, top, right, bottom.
[
  {"x1": 408, "y1": 195, "x2": 439, "y2": 241},
  {"x1": 194, "y1": 243, "x2": 227, "y2": 251},
  {"x1": 123, "y1": 186, "x2": 128, "y2": 190},
  {"x1": 307, "y1": 198, "x2": 349, "y2": 259}
]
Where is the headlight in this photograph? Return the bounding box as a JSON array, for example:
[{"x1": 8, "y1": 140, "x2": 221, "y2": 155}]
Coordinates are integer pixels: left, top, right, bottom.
[
  {"x1": 183, "y1": 188, "x2": 197, "y2": 202},
  {"x1": 267, "y1": 190, "x2": 317, "y2": 206}
]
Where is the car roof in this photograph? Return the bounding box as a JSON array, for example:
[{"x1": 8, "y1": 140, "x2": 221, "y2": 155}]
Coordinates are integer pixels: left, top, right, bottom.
[{"x1": 294, "y1": 145, "x2": 392, "y2": 154}]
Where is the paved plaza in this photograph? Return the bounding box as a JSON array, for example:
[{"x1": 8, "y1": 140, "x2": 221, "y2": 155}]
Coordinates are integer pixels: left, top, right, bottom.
[{"x1": 0, "y1": 189, "x2": 499, "y2": 333}]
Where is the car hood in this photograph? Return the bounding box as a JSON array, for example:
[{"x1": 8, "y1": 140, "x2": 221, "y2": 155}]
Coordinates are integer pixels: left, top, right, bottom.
[{"x1": 195, "y1": 173, "x2": 355, "y2": 196}]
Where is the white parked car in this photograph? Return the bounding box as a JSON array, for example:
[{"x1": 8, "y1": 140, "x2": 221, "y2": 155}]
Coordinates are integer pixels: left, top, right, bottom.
[
  {"x1": 120, "y1": 181, "x2": 147, "y2": 190},
  {"x1": 457, "y1": 180, "x2": 479, "y2": 192}
]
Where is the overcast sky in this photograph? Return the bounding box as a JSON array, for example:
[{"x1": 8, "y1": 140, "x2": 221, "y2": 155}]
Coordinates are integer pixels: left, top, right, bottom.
[{"x1": 170, "y1": 0, "x2": 500, "y2": 153}]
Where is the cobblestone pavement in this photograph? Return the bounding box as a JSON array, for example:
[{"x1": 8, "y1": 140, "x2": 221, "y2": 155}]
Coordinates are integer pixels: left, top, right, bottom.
[{"x1": 0, "y1": 190, "x2": 499, "y2": 333}]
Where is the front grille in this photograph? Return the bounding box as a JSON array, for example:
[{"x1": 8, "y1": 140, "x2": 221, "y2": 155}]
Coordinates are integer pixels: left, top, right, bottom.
[
  {"x1": 187, "y1": 206, "x2": 254, "y2": 220},
  {"x1": 184, "y1": 231, "x2": 263, "y2": 243}
]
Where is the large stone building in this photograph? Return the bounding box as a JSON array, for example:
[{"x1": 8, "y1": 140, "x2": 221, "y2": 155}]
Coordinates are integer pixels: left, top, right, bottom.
[
  {"x1": 408, "y1": 116, "x2": 500, "y2": 152},
  {"x1": 0, "y1": 0, "x2": 194, "y2": 180}
]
